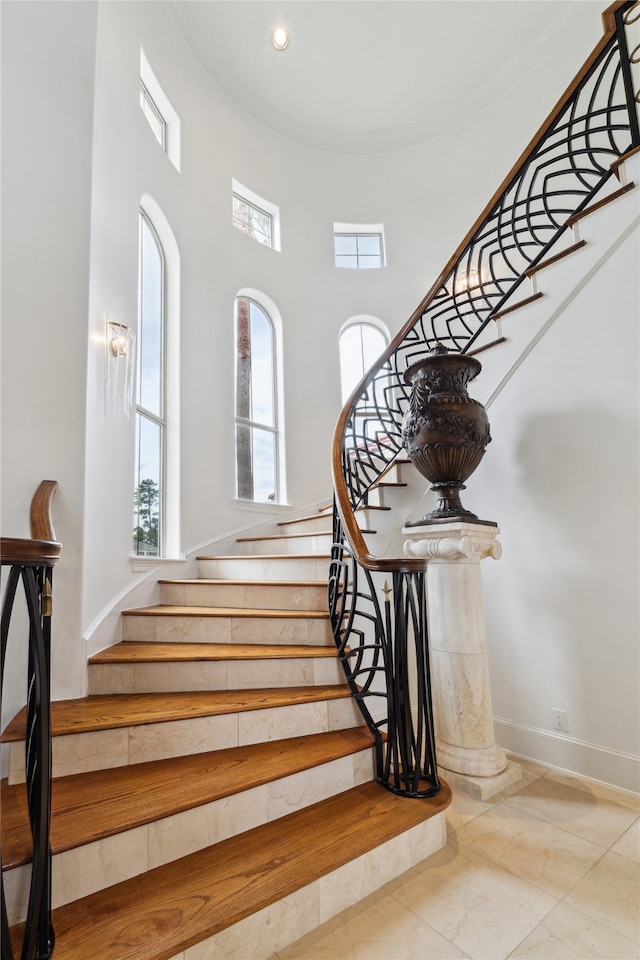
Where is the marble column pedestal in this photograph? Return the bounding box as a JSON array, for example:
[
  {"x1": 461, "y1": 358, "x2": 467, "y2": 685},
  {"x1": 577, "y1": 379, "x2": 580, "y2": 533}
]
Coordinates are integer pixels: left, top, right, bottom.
[{"x1": 403, "y1": 521, "x2": 520, "y2": 801}]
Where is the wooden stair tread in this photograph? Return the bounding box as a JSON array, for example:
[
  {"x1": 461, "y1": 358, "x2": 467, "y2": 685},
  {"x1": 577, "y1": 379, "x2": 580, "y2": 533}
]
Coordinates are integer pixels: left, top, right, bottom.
[
  {"x1": 566, "y1": 180, "x2": 635, "y2": 225},
  {"x1": 157, "y1": 578, "x2": 326, "y2": 587},
  {"x1": 236, "y1": 532, "x2": 331, "y2": 543},
  {"x1": 525, "y1": 239, "x2": 587, "y2": 276},
  {"x1": 15, "y1": 780, "x2": 451, "y2": 960},
  {"x1": 195, "y1": 553, "x2": 331, "y2": 561},
  {"x1": 277, "y1": 515, "x2": 330, "y2": 527},
  {"x1": 467, "y1": 336, "x2": 507, "y2": 357},
  {"x1": 122, "y1": 604, "x2": 329, "y2": 619},
  {"x1": 1, "y1": 685, "x2": 351, "y2": 741},
  {"x1": 89, "y1": 641, "x2": 337, "y2": 664},
  {"x1": 492, "y1": 291, "x2": 543, "y2": 320},
  {"x1": 2, "y1": 728, "x2": 374, "y2": 869}
]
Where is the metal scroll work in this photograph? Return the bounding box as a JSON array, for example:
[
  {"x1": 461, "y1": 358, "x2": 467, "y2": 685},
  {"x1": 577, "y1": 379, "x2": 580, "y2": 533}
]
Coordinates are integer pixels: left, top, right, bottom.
[
  {"x1": 338, "y1": 2, "x2": 640, "y2": 515},
  {"x1": 1, "y1": 483, "x2": 60, "y2": 960},
  {"x1": 330, "y1": 2, "x2": 639, "y2": 803},
  {"x1": 328, "y1": 509, "x2": 439, "y2": 798}
]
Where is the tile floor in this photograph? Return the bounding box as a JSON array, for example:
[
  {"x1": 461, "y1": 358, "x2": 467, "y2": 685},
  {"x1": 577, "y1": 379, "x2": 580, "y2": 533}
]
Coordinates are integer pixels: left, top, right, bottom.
[{"x1": 274, "y1": 757, "x2": 639, "y2": 960}]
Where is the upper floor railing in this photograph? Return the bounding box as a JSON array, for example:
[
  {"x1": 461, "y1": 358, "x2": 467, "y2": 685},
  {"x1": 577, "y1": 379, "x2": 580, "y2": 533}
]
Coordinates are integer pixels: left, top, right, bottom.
[
  {"x1": 329, "y1": 1, "x2": 640, "y2": 796},
  {"x1": 1, "y1": 481, "x2": 60, "y2": 960}
]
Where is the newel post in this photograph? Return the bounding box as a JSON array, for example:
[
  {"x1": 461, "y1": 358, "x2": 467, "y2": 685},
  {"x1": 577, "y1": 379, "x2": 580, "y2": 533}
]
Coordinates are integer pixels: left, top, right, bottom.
[{"x1": 403, "y1": 522, "x2": 521, "y2": 800}]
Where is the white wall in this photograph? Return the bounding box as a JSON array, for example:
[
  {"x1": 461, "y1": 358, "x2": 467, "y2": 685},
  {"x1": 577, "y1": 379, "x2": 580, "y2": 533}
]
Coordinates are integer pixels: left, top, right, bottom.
[
  {"x1": 1, "y1": 1, "x2": 98, "y2": 725},
  {"x1": 5, "y1": 0, "x2": 634, "y2": 790},
  {"x1": 472, "y1": 223, "x2": 639, "y2": 792}
]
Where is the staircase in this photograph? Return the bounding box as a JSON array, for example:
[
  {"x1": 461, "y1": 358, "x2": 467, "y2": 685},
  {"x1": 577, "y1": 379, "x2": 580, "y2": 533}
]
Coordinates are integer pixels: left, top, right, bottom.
[{"x1": 2, "y1": 494, "x2": 450, "y2": 960}]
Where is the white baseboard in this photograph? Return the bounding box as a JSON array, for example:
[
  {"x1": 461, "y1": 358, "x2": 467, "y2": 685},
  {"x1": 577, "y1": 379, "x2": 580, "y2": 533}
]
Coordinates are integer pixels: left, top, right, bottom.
[{"x1": 494, "y1": 717, "x2": 640, "y2": 796}]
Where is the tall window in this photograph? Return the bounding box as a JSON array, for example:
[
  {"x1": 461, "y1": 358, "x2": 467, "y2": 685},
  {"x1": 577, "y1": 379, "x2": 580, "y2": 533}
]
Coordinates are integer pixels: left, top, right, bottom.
[
  {"x1": 134, "y1": 212, "x2": 166, "y2": 556},
  {"x1": 235, "y1": 297, "x2": 279, "y2": 502},
  {"x1": 334, "y1": 224, "x2": 385, "y2": 269}
]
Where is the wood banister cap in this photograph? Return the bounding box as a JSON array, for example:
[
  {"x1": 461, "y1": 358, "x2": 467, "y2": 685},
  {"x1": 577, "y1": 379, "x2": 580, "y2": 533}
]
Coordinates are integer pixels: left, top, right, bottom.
[{"x1": 29, "y1": 480, "x2": 58, "y2": 542}]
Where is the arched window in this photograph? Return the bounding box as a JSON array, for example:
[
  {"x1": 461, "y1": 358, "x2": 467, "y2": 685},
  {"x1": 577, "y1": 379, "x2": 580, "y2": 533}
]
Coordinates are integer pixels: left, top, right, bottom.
[
  {"x1": 339, "y1": 318, "x2": 388, "y2": 404},
  {"x1": 133, "y1": 203, "x2": 180, "y2": 556},
  {"x1": 235, "y1": 296, "x2": 282, "y2": 503}
]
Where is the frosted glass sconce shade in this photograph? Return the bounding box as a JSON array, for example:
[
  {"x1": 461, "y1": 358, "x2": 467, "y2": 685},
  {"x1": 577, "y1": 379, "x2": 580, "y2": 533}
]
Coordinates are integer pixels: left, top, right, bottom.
[{"x1": 107, "y1": 321, "x2": 136, "y2": 416}]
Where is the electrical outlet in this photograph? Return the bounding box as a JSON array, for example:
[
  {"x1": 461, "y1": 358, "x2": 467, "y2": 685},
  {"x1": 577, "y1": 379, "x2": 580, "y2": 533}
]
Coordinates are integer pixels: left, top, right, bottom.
[{"x1": 551, "y1": 708, "x2": 568, "y2": 732}]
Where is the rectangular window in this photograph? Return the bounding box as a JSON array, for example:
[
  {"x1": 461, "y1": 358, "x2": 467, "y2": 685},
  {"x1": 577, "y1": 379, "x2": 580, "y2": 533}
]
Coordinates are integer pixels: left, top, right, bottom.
[
  {"x1": 334, "y1": 231, "x2": 384, "y2": 269},
  {"x1": 140, "y1": 49, "x2": 181, "y2": 170},
  {"x1": 231, "y1": 179, "x2": 281, "y2": 251},
  {"x1": 140, "y1": 80, "x2": 166, "y2": 150},
  {"x1": 232, "y1": 193, "x2": 273, "y2": 247}
]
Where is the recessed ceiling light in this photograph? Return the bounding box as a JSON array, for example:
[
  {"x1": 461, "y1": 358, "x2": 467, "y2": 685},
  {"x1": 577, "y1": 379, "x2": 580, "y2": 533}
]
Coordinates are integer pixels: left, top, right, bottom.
[{"x1": 272, "y1": 28, "x2": 289, "y2": 51}]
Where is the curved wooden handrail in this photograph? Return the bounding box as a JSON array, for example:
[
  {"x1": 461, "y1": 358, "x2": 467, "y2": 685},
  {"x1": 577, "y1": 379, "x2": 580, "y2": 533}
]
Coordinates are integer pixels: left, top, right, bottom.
[
  {"x1": 332, "y1": 0, "x2": 638, "y2": 571},
  {"x1": 1, "y1": 481, "x2": 60, "y2": 566}
]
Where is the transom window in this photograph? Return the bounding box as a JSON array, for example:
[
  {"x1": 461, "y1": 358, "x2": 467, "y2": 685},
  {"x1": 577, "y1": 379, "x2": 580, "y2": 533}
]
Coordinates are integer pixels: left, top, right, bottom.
[
  {"x1": 139, "y1": 80, "x2": 166, "y2": 149},
  {"x1": 232, "y1": 194, "x2": 272, "y2": 247},
  {"x1": 334, "y1": 225, "x2": 385, "y2": 269},
  {"x1": 235, "y1": 297, "x2": 280, "y2": 502},
  {"x1": 231, "y1": 180, "x2": 281, "y2": 251},
  {"x1": 139, "y1": 48, "x2": 181, "y2": 171}
]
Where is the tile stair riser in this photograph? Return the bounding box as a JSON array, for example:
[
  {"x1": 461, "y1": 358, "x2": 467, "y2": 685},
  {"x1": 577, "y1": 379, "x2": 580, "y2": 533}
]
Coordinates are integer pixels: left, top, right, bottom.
[
  {"x1": 166, "y1": 812, "x2": 447, "y2": 960},
  {"x1": 197, "y1": 556, "x2": 330, "y2": 581},
  {"x1": 3, "y1": 748, "x2": 376, "y2": 926},
  {"x1": 238, "y1": 534, "x2": 333, "y2": 556},
  {"x1": 159, "y1": 581, "x2": 329, "y2": 611},
  {"x1": 88, "y1": 656, "x2": 344, "y2": 695},
  {"x1": 121, "y1": 614, "x2": 334, "y2": 645},
  {"x1": 7, "y1": 696, "x2": 363, "y2": 783}
]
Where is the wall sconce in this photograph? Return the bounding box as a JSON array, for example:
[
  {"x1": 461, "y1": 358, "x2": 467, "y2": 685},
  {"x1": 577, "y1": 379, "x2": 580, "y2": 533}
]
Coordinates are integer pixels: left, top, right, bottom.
[
  {"x1": 106, "y1": 320, "x2": 135, "y2": 417},
  {"x1": 455, "y1": 266, "x2": 481, "y2": 293}
]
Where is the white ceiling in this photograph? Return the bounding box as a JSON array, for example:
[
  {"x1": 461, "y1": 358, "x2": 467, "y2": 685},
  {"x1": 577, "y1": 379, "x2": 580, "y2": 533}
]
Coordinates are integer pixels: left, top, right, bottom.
[{"x1": 166, "y1": 0, "x2": 602, "y2": 154}]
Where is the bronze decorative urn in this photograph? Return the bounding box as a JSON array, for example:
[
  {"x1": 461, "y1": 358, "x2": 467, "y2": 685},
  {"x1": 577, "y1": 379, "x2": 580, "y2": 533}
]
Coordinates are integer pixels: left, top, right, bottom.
[{"x1": 401, "y1": 343, "x2": 493, "y2": 526}]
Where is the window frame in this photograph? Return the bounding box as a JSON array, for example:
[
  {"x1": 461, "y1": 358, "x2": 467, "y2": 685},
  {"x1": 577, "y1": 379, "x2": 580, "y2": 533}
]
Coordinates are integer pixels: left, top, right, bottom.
[
  {"x1": 234, "y1": 296, "x2": 282, "y2": 505},
  {"x1": 232, "y1": 179, "x2": 281, "y2": 252},
  {"x1": 134, "y1": 209, "x2": 167, "y2": 557},
  {"x1": 333, "y1": 222, "x2": 386, "y2": 269},
  {"x1": 232, "y1": 193, "x2": 273, "y2": 248},
  {"x1": 139, "y1": 48, "x2": 181, "y2": 171},
  {"x1": 139, "y1": 79, "x2": 166, "y2": 150}
]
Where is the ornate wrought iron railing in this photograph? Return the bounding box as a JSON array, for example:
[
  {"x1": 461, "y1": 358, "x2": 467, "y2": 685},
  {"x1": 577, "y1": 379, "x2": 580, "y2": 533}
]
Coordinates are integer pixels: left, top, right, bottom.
[
  {"x1": 1, "y1": 481, "x2": 60, "y2": 960},
  {"x1": 329, "y1": 1, "x2": 640, "y2": 795}
]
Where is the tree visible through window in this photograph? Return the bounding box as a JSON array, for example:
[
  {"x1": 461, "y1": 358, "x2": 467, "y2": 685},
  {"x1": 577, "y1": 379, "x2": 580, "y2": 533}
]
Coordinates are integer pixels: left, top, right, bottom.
[
  {"x1": 134, "y1": 212, "x2": 165, "y2": 555},
  {"x1": 235, "y1": 298, "x2": 279, "y2": 502}
]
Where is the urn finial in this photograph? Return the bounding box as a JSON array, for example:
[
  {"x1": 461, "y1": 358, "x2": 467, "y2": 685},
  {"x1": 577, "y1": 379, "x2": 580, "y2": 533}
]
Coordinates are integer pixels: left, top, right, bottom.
[{"x1": 401, "y1": 345, "x2": 494, "y2": 526}]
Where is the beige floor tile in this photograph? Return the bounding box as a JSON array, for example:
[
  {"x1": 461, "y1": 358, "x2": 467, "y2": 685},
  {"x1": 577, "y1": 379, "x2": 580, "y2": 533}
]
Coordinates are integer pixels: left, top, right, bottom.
[
  {"x1": 544, "y1": 771, "x2": 640, "y2": 813},
  {"x1": 565, "y1": 850, "x2": 640, "y2": 944},
  {"x1": 388, "y1": 843, "x2": 556, "y2": 959},
  {"x1": 508, "y1": 901, "x2": 640, "y2": 958},
  {"x1": 279, "y1": 890, "x2": 463, "y2": 960},
  {"x1": 611, "y1": 819, "x2": 640, "y2": 863},
  {"x1": 505, "y1": 754, "x2": 551, "y2": 779},
  {"x1": 483, "y1": 768, "x2": 541, "y2": 805},
  {"x1": 446, "y1": 790, "x2": 492, "y2": 836},
  {"x1": 505, "y1": 776, "x2": 639, "y2": 848},
  {"x1": 455, "y1": 802, "x2": 605, "y2": 898}
]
